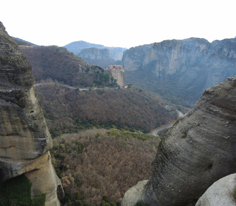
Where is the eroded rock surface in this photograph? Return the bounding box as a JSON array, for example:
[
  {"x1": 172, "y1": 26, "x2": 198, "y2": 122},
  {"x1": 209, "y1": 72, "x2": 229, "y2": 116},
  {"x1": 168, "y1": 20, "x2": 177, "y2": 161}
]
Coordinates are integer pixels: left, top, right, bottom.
[
  {"x1": 121, "y1": 77, "x2": 236, "y2": 206},
  {"x1": 0, "y1": 21, "x2": 61, "y2": 205},
  {"x1": 142, "y1": 77, "x2": 236, "y2": 206}
]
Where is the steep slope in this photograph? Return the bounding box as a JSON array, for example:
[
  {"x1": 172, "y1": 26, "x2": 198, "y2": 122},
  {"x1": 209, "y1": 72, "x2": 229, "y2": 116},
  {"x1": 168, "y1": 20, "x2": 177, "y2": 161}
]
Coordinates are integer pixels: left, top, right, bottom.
[
  {"x1": 0, "y1": 22, "x2": 62, "y2": 205},
  {"x1": 122, "y1": 77, "x2": 236, "y2": 206},
  {"x1": 123, "y1": 38, "x2": 236, "y2": 106}
]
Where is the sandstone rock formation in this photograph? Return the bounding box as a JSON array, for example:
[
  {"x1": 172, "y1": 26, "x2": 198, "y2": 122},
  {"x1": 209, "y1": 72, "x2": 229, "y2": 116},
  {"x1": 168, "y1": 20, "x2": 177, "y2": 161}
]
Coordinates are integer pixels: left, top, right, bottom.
[
  {"x1": 196, "y1": 173, "x2": 236, "y2": 206},
  {"x1": 122, "y1": 77, "x2": 236, "y2": 206},
  {"x1": 106, "y1": 65, "x2": 125, "y2": 87},
  {"x1": 0, "y1": 22, "x2": 62, "y2": 205},
  {"x1": 123, "y1": 38, "x2": 236, "y2": 105}
]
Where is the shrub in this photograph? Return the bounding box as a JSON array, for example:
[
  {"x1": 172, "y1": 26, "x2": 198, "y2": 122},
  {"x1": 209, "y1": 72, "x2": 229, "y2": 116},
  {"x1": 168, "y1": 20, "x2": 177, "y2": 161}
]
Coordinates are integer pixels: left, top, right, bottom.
[
  {"x1": 32, "y1": 189, "x2": 46, "y2": 206},
  {"x1": 0, "y1": 174, "x2": 46, "y2": 206}
]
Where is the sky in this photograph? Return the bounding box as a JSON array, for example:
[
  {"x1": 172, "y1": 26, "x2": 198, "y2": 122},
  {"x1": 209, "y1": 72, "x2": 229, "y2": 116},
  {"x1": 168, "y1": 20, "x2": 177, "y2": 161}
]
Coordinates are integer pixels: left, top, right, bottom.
[{"x1": 1, "y1": 0, "x2": 236, "y2": 49}]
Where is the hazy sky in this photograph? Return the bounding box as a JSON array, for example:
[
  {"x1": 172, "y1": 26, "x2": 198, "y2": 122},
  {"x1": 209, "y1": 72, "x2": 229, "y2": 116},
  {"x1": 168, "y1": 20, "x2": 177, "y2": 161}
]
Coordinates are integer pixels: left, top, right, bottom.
[{"x1": 1, "y1": 0, "x2": 235, "y2": 48}]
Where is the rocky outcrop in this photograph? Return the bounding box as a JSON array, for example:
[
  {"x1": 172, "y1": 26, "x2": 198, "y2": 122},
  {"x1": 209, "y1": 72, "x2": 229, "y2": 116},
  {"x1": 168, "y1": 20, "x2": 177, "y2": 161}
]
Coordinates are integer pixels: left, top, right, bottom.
[
  {"x1": 121, "y1": 180, "x2": 148, "y2": 206},
  {"x1": 0, "y1": 22, "x2": 62, "y2": 205},
  {"x1": 106, "y1": 65, "x2": 125, "y2": 87},
  {"x1": 196, "y1": 173, "x2": 236, "y2": 206},
  {"x1": 122, "y1": 77, "x2": 236, "y2": 206},
  {"x1": 123, "y1": 38, "x2": 236, "y2": 105}
]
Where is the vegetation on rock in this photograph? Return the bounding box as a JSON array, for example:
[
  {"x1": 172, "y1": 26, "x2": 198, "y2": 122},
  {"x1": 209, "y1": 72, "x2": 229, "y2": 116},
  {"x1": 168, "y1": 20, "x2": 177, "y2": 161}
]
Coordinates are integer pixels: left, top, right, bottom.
[{"x1": 0, "y1": 174, "x2": 45, "y2": 206}]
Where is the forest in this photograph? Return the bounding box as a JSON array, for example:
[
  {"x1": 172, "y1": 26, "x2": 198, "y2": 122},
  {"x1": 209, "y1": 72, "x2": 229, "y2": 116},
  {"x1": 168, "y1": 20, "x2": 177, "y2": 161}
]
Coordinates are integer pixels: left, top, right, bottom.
[
  {"x1": 34, "y1": 84, "x2": 177, "y2": 137},
  {"x1": 51, "y1": 129, "x2": 160, "y2": 205}
]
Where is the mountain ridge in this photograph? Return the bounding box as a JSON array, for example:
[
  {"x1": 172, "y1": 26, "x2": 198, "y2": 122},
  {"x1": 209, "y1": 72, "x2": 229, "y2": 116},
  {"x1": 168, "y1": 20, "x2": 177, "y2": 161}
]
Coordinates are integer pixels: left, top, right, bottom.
[{"x1": 123, "y1": 37, "x2": 236, "y2": 106}]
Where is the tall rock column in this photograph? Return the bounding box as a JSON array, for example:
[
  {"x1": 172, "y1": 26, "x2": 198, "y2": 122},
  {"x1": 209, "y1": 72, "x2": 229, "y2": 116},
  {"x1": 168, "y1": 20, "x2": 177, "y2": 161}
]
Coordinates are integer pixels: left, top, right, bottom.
[
  {"x1": 122, "y1": 77, "x2": 236, "y2": 206},
  {"x1": 0, "y1": 22, "x2": 62, "y2": 205},
  {"x1": 142, "y1": 77, "x2": 236, "y2": 206}
]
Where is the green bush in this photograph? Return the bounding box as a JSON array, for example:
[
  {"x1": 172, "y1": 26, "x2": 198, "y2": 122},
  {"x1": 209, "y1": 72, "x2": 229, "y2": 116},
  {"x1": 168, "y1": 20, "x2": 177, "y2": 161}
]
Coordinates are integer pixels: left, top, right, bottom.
[
  {"x1": 32, "y1": 189, "x2": 46, "y2": 206},
  {"x1": 0, "y1": 174, "x2": 46, "y2": 206}
]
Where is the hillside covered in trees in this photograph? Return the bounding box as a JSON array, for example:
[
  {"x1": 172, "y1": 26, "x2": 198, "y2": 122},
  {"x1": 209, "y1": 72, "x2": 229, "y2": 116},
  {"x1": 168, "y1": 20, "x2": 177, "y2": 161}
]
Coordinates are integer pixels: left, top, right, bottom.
[
  {"x1": 51, "y1": 129, "x2": 160, "y2": 205},
  {"x1": 20, "y1": 46, "x2": 117, "y2": 88},
  {"x1": 34, "y1": 85, "x2": 177, "y2": 137}
]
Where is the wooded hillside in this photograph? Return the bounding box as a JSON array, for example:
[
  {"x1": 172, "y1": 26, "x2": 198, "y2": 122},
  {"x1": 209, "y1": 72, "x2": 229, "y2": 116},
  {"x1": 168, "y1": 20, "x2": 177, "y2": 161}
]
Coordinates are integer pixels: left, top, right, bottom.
[
  {"x1": 20, "y1": 46, "x2": 117, "y2": 87},
  {"x1": 51, "y1": 129, "x2": 160, "y2": 205},
  {"x1": 35, "y1": 85, "x2": 177, "y2": 137}
]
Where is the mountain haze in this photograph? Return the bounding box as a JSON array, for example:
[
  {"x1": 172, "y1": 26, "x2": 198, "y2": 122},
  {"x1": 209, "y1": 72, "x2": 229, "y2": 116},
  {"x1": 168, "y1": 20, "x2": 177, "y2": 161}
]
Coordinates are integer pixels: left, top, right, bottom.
[{"x1": 65, "y1": 40, "x2": 126, "y2": 61}]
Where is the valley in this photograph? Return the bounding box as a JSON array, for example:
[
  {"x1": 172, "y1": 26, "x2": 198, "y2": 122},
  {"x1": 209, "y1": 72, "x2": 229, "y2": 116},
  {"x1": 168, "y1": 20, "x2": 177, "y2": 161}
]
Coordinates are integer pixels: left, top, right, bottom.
[{"x1": 1, "y1": 19, "x2": 236, "y2": 206}]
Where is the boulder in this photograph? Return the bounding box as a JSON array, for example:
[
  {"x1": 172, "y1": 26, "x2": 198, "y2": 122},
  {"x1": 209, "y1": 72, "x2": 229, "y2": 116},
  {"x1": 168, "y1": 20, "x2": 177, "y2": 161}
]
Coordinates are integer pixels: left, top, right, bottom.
[
  {"x1": 121, "y1": 180, "x2": 148, "y2": 206},
  {"x1": 196, "y1": 173, "x2": 236, "y2": 206}
]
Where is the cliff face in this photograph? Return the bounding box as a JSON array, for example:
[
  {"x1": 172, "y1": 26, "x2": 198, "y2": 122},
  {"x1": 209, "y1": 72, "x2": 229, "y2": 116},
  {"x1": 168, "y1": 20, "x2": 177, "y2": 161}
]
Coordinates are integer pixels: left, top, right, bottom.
[
  {"x1": 141, "y1": 77, "x2": 236, "y2": 206},
  {"x1": 107, "y1": 65, "x2": 125, "y2": 87},
  {"x1": 123, "y1": 38, "x2": 236, "y2": 105},
  {"x1": 0, "y1": 22, "x2": 62, "y2": 205}
]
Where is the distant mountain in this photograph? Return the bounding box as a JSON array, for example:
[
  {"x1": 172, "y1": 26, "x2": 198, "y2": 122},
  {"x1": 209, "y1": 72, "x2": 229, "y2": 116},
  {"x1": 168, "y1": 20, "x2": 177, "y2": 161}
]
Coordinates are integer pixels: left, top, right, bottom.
[
  {"x1": 12, "y1": 36, "x2": 37, "y2": 46},
  {"x1": 123, "y1": 38, "x2": 236, "y2": 107},
  {"x1": 64, "y1": 40, "x2": 126, "y2": 61},
  {"x1": 64, "y1": 40, "x2": 104, "y2": 54}
]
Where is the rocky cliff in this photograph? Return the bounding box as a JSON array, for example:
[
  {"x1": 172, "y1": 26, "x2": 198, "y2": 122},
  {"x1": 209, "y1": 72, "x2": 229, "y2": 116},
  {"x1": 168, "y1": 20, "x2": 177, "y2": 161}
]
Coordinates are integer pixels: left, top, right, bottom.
[
  {"x1": 123, "y1": 38, "x2": 236, "y2": 106},
  {"x1": 106, "y1": 65, "x2": 125, "y2": 87},
  {"x1": 0, "y1": 22, "x2": 62, "y2": 205},
  {"x1": 122, "y1": 77, "x2": 236, "y2": 206}
]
